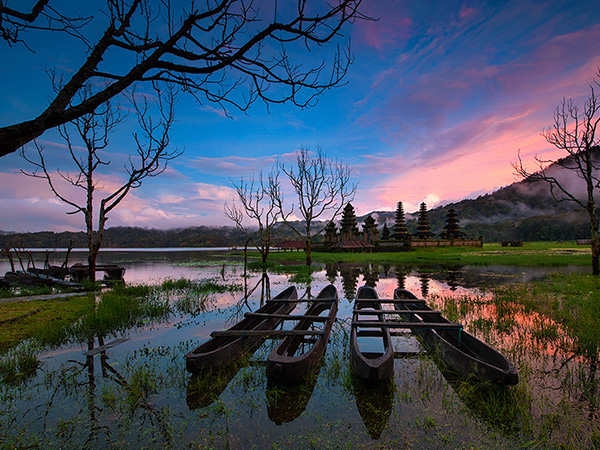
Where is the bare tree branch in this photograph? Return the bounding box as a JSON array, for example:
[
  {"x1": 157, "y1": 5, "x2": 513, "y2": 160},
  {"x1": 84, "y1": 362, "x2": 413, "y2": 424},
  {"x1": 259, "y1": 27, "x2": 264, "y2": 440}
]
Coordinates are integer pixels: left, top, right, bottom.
[
  {"x1": 19, "y1": 84, "x2": 181, "y2": 281},
  {"x1": 512, "y1": 70, "x2": 600, "y2": 274},
  {"x1": 0, "y1": 0, "x2": 369, "y2": 157},
  {"x1": 225, "y1": 169, "x2": 280, "y2": 263},
  {"x1": 272, "y1": 146, "x2": 357, "y2": 265}
]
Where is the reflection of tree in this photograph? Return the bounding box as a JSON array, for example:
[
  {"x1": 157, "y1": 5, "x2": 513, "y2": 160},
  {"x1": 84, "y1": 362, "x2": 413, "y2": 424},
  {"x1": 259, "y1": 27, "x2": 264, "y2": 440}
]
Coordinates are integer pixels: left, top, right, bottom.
[
  {"x1": 381, "y1": 263, "x2": 391, "y2": 278},
  {"x1": 362, "y1": 264, "x2": 379, "y2": 288},
  {"x1": 340, "y1": 265, "x2": 359, "y2": 301},
  {"x1": 419, "y1": 273, "x2": 430, "y2": 297},
  {"x1": 447, "y1": 267, "x2": 460, "y2": 291},
  {"x1": 395, "y1": 268, "x2": 407, "y2": 290},
  {"x1": 325, "y1": 263, "x2": 338, "y2": 285},
  {"x1": 58, "y1": 337, "x2": 172, "y2": 447}
]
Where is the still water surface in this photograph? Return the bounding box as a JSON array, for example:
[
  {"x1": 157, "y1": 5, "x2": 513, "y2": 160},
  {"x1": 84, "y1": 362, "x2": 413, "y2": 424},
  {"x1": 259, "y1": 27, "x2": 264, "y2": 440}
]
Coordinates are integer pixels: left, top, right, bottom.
[{"x1": 0, "y1": 249, "x2": 597, "y2": 448}]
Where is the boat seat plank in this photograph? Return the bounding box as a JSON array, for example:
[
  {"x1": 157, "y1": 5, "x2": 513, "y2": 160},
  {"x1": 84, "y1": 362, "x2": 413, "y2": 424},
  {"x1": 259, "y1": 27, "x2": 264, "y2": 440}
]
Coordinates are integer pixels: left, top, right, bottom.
[
  {"x1": 352, "y1": 321, "x2": 463, "y2": 329},
  {"x1": 353, "y1": 309, "x2": 442, "y2": 315},
  {"x1": 244, "y1": 312, "x2": 328, "y2": 321},
  {"x1": 211, "y1": 329, "x2": 324, "y2": 337},
  {"x1": 265, "y1": 298, "x2": 337, "y2": 303},
  {"x1": 375, "y1": 299, "x2": 427, "y2": 304}
]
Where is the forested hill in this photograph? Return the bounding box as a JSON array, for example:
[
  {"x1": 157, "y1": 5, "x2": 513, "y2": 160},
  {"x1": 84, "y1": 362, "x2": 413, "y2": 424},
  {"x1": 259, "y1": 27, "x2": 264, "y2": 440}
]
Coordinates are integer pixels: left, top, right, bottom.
[
  {"x1": 0, "y1": 226, "x2": 248, "y2": 249},
  {"x1": 0, "y1": 224, "x2": 311, "y2": 249},
  {"x1": 368, "y1": 156, "x2": 594, "y2": 242}
]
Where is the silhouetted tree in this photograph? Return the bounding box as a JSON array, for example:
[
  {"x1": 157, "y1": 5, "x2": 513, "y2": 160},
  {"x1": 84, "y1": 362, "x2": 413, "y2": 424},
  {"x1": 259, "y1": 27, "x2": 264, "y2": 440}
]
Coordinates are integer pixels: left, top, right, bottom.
[
  {"x1": 0, "y1": 1, "x2": 367, "y2": 158},
  {"x1": 441, "y1": 209, "x2": 465, "y2": 239},
  {"x1": 20, "y1": 87, "x2": 180, "y2": 281},
  {"x1": 340, "y1": 202, "x2": 359, "y2": 240},
  {"x1": 414, "y1": 202, "x2": 433, "y2": 239},
  {"x1": 513, "y1": 70, "x2": 600, "y2": 275},
  {"x1": 272, "y1": 146, "x2": 357, "y2": 266},
  {"x1": 392, "y1": 201, "x2": 410, "y2": 240},
  {"x1": 381, "y1": 222, "x2": 390, "y2": 240},
  {"x1": 225, "y1": 169, "x2": 280, "y2": 264}
]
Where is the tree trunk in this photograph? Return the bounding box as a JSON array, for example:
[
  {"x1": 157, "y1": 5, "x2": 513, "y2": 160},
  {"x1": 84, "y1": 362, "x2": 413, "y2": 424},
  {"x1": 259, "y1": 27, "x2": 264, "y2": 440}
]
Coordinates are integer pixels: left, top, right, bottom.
[
  {"x1": 305, "y1": 237, "x2": 312, "y2": 266},
  {"x1": 588, "y1": 206, "x2": 599, "y2": 276}
]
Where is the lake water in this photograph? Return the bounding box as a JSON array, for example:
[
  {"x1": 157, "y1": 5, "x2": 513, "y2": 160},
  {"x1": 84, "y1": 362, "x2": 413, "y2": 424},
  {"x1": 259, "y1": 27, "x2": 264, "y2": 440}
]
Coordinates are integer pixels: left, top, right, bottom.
[{"x1": 0, "y1": 249, "x2": 598, "y2": 448}]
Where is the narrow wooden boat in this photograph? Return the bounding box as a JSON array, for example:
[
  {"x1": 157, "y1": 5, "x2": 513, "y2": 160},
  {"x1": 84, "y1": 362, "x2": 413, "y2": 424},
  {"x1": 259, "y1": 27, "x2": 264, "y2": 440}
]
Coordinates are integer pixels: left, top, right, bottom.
[
  {"x1": 185, "y1": 286, "x2": 298, "y2": 373},
  {"x1": 350, "y1": 285, "x2": 394, "y2": 381},
  {"x1": 266, "y1": 284, "x2": 339, "y2": 382},
  {"x1": 393, "y1": 288, "x2": 518, "y2": 385}
]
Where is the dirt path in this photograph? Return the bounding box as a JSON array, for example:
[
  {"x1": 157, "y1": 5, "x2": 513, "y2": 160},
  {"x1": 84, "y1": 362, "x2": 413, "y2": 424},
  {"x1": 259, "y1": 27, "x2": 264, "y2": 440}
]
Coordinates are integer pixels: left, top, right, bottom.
[{"x1": 0, "y1": 292, "x2": 89, "y2": 304}]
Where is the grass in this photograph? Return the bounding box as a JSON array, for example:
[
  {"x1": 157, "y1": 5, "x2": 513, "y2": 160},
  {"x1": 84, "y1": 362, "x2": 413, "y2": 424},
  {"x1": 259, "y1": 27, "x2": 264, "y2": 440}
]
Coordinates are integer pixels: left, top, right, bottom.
[
  {"x1": 267, "y1": 241, "x2": 592, "y2": 267},
  {"x1": 0, "y1": 278, "x2": 241, "y2": 352},
  {"x1": 493, "y1": 273, "x2": 600, "y2": 358},
  {"x1": 0, "y1": 294, "x2": 93, "y2": 351}
]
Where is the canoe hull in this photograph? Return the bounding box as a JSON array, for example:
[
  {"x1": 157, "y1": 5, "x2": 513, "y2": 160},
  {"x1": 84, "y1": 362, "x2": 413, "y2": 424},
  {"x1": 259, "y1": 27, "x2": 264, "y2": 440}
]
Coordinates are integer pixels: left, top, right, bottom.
[
  {"x1": 185, "y1": 286, "x2": 298, "y2": 373},
  {"x1": 266, "y1": 285, "x2": 339, "y2": 382},
  {"x1": 350, "y1": 286, "x2": 394, "y2": 381},
  {"x1": 394, "y1": 288, "x2": 518, "y2": 385}
]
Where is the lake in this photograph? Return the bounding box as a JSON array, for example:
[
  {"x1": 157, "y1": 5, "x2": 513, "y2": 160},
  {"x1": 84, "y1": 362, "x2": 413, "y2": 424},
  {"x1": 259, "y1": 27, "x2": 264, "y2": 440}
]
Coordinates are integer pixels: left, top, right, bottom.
[{"x1": 0, "y1": 249, "x2": 597, "y2": 448}]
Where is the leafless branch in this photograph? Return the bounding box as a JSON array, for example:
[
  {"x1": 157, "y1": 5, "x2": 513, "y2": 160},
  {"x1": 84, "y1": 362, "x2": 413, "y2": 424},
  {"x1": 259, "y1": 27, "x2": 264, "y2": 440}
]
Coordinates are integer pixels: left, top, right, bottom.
[
  {"x1": 0, "y1": 0, "x2": 369, "y2": 157},
  {"x1": 272, "y1": 146, "x2": 357, "y2": 265}
]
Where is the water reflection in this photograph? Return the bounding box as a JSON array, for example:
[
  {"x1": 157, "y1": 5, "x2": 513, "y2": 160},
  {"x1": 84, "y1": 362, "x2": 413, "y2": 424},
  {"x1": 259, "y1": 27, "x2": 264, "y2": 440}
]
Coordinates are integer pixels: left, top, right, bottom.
[
  {"x1": 266, "y1": 368, "x2": 320, "y2": 425},
  {"x1": 351, "y1": 376, "x2": 395, "y2": 439},
  {"x1": 187, "y1": 363, "x2": 244, "y2": 410},
  {"x1": 2, "y1": 250, "x2": 599, "y2": 448}
]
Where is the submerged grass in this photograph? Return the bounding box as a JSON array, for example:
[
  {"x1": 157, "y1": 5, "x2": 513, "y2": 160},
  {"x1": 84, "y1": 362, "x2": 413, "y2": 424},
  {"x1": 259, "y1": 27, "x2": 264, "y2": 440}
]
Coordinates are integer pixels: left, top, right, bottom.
[{"x1": 494, "y1": 273, "x2": 600, "y2": 358}]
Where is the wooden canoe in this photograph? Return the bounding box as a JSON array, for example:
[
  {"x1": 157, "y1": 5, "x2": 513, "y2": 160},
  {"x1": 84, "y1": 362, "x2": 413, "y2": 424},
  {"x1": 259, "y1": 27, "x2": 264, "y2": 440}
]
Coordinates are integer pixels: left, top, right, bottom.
[
  {"x1": 350, "y1": 285, "x2": 394, "y2": 381},
  {"x1": 393, "y1": 288, "x2": 519, "y2": 385},
  {"x1": 185, "y1": 286, "x2": 298, "y2": 373},
  {"x1": 266, "y1": 284, "x2": 339, "y2": 382}
]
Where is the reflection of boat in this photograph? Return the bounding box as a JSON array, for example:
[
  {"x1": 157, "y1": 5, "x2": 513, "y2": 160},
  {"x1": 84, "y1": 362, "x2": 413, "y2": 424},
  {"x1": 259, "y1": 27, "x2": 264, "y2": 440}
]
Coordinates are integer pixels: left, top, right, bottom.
[
  {"x1": 266, "y1": 369, "x2": 320, "y2": 425},
  {"x1": 393, "y1": 288, "x2": 518, "y2": 385},
  {"x1": 266, "y1": 284, "x2": 339, "y2": 382},
  {"x1": 350, "y1": 285, "x2": 394, "y2": 381},
  {"x1": 186, "y1": 362, "x2": 243, "y2": 410},
  {"x1": 185, "y1": 286, "x2": 298, "y2": 372},
  {"x1": 352, "y1": 375, "x2": 395, "y2": 439},
  {"x1": 441, "y1": 370, "x2": 524, "y2": 434}
]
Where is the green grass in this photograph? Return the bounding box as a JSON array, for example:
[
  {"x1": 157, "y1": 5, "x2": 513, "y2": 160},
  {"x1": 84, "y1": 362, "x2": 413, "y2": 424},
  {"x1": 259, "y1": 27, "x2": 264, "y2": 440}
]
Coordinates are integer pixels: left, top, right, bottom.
[
  {"x1": 0, "y1": 294, "x2": 94, "y2": 350},
  {"x1": 267, "y1": 241, "x2": 592, "y2": 267},
  {"x1": 494, "y1": 273, "x2": 600, "y2": 358},
  {"x1": 0, "y1": 279, "x2": 241, "y2": 352}
]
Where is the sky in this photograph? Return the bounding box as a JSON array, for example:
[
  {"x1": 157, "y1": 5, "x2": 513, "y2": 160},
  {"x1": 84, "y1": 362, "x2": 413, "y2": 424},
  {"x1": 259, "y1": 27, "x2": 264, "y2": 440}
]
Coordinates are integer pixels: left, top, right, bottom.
[{"x1": 1, "y1": 0, "x2": 600, "y2": 232}]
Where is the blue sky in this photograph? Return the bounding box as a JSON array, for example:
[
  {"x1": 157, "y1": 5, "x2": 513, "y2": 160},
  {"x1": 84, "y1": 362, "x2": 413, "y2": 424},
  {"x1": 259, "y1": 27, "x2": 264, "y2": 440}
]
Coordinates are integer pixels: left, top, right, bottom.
[{"x1": 1, "y1": 0, "x2": 600, "y2": 232}]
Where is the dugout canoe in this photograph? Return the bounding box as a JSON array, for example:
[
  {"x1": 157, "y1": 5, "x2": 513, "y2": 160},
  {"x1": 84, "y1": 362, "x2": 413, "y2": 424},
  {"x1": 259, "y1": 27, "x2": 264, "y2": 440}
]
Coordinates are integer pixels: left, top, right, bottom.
[
  {"x1": 350, "y1": 285, "x2": 394, "y2": 381},
  {"x1": 266, "y1": 284, "x2": 339, "y2": 382},
  {"x1": 393, "y1": 288, "x2": 518, "y2": 385},
  {"x1": 185, "y1": 286, "x2": 298, "y2": 373}
]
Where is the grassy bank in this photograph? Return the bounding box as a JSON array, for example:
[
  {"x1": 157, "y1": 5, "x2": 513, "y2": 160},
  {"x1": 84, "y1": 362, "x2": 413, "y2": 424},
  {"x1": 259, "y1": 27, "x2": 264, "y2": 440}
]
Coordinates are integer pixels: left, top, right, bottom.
[{"x1": 267, "y1": 241, "x2": 592, "y2": 267}]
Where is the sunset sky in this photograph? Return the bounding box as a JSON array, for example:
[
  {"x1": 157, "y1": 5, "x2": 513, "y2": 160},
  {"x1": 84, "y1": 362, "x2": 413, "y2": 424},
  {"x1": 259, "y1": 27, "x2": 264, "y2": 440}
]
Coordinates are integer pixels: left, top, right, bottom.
[{"x1": 1, "y1": 0, "x2": 600, "y2": 232}]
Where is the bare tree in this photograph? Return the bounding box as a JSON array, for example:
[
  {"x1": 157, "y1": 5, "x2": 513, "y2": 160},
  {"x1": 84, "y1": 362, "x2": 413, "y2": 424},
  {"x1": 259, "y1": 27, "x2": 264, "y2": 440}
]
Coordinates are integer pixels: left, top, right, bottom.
[
  {"x1": 513, "y1": 71, "x2": 600, "y2": 275},
  {"x1": 272, "y1": 146, "x2": 357, "y2": 266},
  {"x1": 0, "y1": 0, "x2": 91, "y2": 47},
  {"x1": 0, "y1": 0, "x2": 367, "y2": 158},
  {"x1": 20, "y1": 86, "x2": 181, "y2": 281},
  {"x1": 224, "y1": 169, "x2": 280, "y2": 264}
]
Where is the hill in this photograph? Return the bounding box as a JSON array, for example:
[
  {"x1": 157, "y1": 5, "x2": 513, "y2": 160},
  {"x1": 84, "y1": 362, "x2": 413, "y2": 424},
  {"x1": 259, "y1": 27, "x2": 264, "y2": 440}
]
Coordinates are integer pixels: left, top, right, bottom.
[{"x1": 363, "y1": 156, "x2": 593, "y2": 242}]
